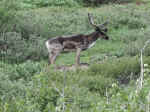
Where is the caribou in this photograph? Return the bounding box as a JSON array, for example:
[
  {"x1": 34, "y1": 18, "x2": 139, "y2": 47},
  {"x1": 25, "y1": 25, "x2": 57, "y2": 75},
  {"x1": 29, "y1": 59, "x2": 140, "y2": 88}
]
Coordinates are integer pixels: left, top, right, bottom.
[{"x1": 45, "y1": 13, "x2": 109, "y2": 67}]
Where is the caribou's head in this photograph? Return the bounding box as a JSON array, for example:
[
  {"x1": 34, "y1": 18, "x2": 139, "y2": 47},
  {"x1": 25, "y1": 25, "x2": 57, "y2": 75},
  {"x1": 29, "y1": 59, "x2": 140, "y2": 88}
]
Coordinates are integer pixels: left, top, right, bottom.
[{"x1": 88, "y1": 13, "x2": 109, "y2": 40}]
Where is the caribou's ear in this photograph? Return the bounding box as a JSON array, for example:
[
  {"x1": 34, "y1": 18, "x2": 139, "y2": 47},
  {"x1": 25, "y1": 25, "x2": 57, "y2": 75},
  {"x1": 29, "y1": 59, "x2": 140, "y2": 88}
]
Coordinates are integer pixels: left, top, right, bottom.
[
  {"x1": 99, "y1": 21, "x2": 108, "y2": 28},
  {"x1": 103, "y1": 21, "x2": 109, "y2": 26}
]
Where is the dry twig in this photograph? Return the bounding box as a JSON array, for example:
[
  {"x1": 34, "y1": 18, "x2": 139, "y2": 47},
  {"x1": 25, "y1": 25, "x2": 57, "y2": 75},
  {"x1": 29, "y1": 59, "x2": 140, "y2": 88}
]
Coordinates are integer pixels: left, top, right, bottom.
[{"x1": 136, "y1": 39, "x2": 150, "y2": 93}]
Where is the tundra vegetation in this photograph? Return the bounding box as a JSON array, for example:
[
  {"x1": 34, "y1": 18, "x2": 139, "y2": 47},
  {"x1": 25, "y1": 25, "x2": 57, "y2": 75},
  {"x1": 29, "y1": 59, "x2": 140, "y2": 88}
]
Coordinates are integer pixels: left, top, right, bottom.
[{"x1": 0, "y1": 0, "x2": 150, "y2": 111}]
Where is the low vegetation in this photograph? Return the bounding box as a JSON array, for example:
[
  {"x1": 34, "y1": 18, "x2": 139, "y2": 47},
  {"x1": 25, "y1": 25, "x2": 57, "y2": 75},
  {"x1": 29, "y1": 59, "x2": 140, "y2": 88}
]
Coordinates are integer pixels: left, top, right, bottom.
[{"x1": 0, "y1": 0, "x2": 150, "y2": 111}]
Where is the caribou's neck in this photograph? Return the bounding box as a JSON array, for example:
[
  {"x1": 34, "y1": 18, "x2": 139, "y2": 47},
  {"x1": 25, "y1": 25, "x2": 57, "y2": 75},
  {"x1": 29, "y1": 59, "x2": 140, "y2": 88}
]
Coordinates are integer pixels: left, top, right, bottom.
[
  {"x1": 82, "y1": 31, "x2": 100, "y2": 49},
  {"x1": 87, "y1": 31, "x2": 100, "y2": 43}
]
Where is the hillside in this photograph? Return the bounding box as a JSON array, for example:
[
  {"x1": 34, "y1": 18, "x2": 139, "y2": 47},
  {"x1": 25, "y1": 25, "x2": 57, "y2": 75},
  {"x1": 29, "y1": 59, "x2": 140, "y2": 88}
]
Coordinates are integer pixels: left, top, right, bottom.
[{"x1": 0, "y1": 0, "x2": 150, "y2": 111}]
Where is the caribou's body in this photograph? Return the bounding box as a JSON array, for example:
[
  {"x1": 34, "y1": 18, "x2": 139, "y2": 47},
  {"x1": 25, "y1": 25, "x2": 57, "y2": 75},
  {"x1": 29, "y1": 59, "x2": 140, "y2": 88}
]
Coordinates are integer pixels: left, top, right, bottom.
[{"x1": 45, "y1": 13, "x2": 109, "y2": 67}]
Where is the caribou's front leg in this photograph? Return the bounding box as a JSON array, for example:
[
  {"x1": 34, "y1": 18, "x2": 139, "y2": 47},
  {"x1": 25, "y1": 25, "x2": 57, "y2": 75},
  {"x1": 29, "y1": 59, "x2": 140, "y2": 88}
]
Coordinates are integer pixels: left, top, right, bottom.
[
  {"x1": 51, "y1": 50, "x2": 61, "y2": 65},
  {"x1": 75, "y1": 48, "x2": 81, "y2": 67},
  {"x1": 48, "y1": 48, "x2": 62, "y2": 68},
  {"x1": 48, "y1": 51, "x2": 56, "y2": 65}
]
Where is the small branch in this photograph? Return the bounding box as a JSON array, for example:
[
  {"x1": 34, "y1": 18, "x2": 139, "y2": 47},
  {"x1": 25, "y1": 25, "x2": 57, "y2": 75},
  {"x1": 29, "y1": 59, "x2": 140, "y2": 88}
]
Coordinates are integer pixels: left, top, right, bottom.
[
  {"x1": 142, "y1": 39, "x2": 150, "y2": 51},
  {"x1": 136, "y1": 39, "x2": 150, "y2": 93},
  {"x1": 105, "y1": 88, "x2": 109, "y2": 104},
  {"x1": 52, "y1": 69, "x2": 67, "y2": 112},
  {"x1": 139, "y1": 50, "x2": 144, "y2": 90}
]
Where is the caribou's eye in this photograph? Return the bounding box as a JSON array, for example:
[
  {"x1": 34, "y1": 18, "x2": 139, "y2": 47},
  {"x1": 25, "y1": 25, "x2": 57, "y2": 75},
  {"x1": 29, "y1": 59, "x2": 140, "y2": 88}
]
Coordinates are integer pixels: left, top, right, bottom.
[{"x1": 103, "y1": 28, "x2": 108, "y2": 32}]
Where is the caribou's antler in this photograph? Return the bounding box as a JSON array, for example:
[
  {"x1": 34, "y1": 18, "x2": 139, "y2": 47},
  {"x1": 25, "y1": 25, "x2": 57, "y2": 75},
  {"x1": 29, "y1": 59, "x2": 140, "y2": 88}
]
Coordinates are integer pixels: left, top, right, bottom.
[
  {"x1": 88, "y1": 13, "x2": 108, "y2": 29},
  {"x1": 88, "y1": 13, "x2": 97, "y2": 28}
]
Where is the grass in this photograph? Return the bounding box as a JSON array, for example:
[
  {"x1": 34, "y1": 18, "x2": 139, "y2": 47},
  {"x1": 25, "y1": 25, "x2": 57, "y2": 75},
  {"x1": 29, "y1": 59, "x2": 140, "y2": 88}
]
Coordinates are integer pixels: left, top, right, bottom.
[
  {"x1": 16, "y1": 3, "x2": 150, "y2": 64},
  {"x1": 1, "y1": 1, "x2": 150, "y2": 112}
]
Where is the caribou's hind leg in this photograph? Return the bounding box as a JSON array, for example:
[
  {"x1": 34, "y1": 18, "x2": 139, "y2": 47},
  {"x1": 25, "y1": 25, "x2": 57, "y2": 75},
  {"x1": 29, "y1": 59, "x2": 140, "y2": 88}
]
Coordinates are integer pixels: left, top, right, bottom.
[{"x1": 45, "y1": 41, "x2": 63, "y2": 66}]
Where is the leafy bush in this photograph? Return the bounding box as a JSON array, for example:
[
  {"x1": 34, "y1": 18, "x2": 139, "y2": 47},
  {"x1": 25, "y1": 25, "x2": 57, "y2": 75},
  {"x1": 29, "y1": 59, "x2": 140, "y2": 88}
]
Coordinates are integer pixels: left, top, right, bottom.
[
  {"x1": 20, "y1": 0, "x2": 133, "y2": 8},
  {"x1": 81, "y1": 75, "x2": 114, "y2": 95},
  {"x1": 81, "y1": 0, "x2": 132, "y2": 5},
  {"x1": 1, "y1": 2, "x2": 150, "y2": 112},
  {"x1": 110, "y1": 9, "x2": 147, "y2": 30},
  {"x1": 15, "y1": 4, "x2": 149, "y2": 41},
  {"x1": 1, "y1": 57, "x2": 150, "y2": 112},
  {"x1": 0, "y1": 56, "x2": 150, "y2": 112},
  {"x1": 125, "y1": 29, "x2": 150, "y2": 56},
  {"x1": 21, "y1": 0, "x2": 79, "y2": 8},
  {"x1": 0, "y1": 32, "x2": 47, "y2": 63},
  {"x1": 0, "y1": 0, "x2": 19, "y2": 32},
  {"x1": 88, "y1": 57, "x2": 140, "y2": 83}
]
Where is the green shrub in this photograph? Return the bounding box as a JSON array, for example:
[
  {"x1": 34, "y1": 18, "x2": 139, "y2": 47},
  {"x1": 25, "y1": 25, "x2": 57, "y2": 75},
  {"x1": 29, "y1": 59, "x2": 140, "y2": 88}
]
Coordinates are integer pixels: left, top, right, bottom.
[
  {"x1": 20, "y1": 0, "x2": 133, "y2": 8},
  {"x1": 88, "y1": 57, "x2": 140, "y2": 83},
  {"x1": 0, "y1": 56, "x2": 150, "y2": 112},
  {"x1": 0, "y1": 32, "x2": 47, "y2": 63},
  {"x1": 128, "y1": 17, "x2": 147, "y2": 29},
  {"x1": 0, "y1": 69, "x2": 26, "y2": 104},
  {"x1": 110, "y1": 10, "x2": 147, "y2": 30},
  {"x1": 15, "y1": 10, "x2": 89, "y2": 39},
  {"x1": 80, "y1": 0, "x2": 132, "y2": 5},
  {"x1": 81, "y1": 75, "x2": 114, "y2": 95},
  {"x1": 125, "y1": 29, "x2": 150, "y2": 56},
  {"x1": 21, "y1": 0, "x2": 79, "y2": 8},
  {"x1": 0, "y1": 0, "x2": 19, "y2": 32},
  {"x1": 0, "y1": 60, "x2": 43, "y2": 81}
]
